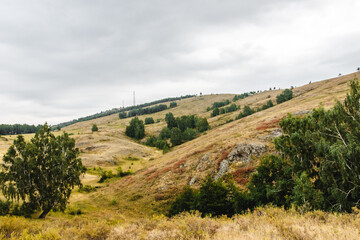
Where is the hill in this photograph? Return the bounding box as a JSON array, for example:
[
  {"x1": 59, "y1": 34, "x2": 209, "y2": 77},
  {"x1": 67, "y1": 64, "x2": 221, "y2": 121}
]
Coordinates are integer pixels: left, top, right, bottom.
[{"x1": 0, "y1": 71, "x2": 359, "y2": 239}]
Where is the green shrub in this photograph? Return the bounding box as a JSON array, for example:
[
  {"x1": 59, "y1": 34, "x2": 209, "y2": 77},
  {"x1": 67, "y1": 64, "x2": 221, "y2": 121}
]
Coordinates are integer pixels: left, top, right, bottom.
[
  {"x1": 119, "y1": 112, "x2": 127, "y2": 119},
  {"x1": 276, "y1": 89, "x2": 293, "y2": 104},
  {"x1": 144, "y1": 117, "x2": 155, "y2": 125},
  {"x1": 170, "y1": 102, "x2": 177, "y2": 108},
  {"x1": 92, "y1": 124, "x2": 98, "y2": 132},
  {"x1": 125, "y1": 117, "x2": 145, "y2": 140}
]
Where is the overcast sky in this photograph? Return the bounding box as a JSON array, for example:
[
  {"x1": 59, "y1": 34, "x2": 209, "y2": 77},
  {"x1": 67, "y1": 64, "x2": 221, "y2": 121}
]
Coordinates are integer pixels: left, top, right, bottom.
[{"x1": 1, "y1": 0, "x2": 360, "y2": 125}]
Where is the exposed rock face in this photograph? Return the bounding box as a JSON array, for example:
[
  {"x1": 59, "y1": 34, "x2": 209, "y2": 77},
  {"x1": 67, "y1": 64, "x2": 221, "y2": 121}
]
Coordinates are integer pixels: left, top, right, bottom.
[
  {"x1": 269, "y1": 128, "x2": 283, "y2": 138},
  {"x1": 214, "y1": 143, "x2": 266, "y2": 181},
  {"x1": 196, "y1": 153, "x2": 210, "y2": 171}
]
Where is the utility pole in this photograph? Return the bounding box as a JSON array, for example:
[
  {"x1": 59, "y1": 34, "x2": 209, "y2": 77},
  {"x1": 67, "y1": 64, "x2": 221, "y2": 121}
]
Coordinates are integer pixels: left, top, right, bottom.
[{"x1": 133, "y1": 91, "x2": 136, "y2": 106}]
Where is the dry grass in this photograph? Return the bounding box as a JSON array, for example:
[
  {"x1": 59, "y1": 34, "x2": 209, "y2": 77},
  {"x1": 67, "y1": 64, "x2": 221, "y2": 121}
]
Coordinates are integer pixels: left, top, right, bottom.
[{"x1": 1, "y1": 207, "x2": 359, "y2": 239}]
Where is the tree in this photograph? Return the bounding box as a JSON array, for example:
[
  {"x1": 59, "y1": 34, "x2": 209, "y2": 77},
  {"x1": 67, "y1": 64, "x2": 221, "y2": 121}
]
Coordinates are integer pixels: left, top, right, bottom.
[
  {"x1": 195, "y1": 117, "x2": 210, "y2": 132},
  {"x1": 276, "y1": 89, "x2": 293, "y2": 104},
  {"x1": 119, "y1": 112, "x2": 127, "y2": 119},
  {"x1": 125, "y1": 117, "x2": 145, "y2": 140},
  {"x1": 92, "y1": 124, "x2": 98, "y2": 132},
  {"x1": 0, "y1": 124, "x2": 85, "y2": 218},
  {"x1": 183, "y1": 128, "x2": 198, "y2": 141},
  {"x1": 144, "y1": 117, "x2": 155, "y2": 125},
  {"x1": 170, "y1": 102, "x2": 177, "y2": 108},
  {"x1": 165, "y1": 113, "x2": 177, "y2": 129},
  {"x1": 170, "y1": 127, "x2": 182, "y2": 146}
]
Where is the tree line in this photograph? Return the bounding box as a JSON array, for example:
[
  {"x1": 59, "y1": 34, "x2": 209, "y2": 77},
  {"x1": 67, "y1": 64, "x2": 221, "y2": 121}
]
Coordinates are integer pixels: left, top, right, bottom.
[
  {"x1": 53, "y1": 95, "x2": 192, "y2": 129},
  {"x1": 0, "y1": 124, "x2": 42, "y2": 135}
]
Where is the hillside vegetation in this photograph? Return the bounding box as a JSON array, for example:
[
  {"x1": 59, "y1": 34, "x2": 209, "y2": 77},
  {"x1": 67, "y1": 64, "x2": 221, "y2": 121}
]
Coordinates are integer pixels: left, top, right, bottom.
[{"x1": 0, "y1": 72, "x2": 360, "y2": 239}]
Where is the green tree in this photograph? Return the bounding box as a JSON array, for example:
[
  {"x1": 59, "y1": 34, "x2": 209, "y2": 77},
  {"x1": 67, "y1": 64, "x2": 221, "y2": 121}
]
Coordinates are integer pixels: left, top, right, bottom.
[
  {"x1": 159, "y1": 127, "x2": 171, "y2": 140},
  {"x1": 169, "y1": 186, "x2": 197, "y2": 216},
  {"x1": 183, "y1": 128, "x2": 198, "y2": 141},
  {"x1": 195, "y1": 117, "x2": 210, "y2": 132},
  {"x1": 125, "y1": 117, "x2": 145, "y2": 140},
  {"x1": 92, "y1": 124, "x2": 98, "y2": 132},
  {"x1": 0, "y1": 124, "x2": 85, "y2": 218},
  {"x1": 165, "y1": 113, "x2": 177, "y2": 129},
  {"x1": 170, "y1": 102, "x2": 177, "y2": 108},
  {"x1": 194, "y1": 176, "x2": 233, "y2": 216},
  {"x1": 211, "y1": 108, "x2": 220, "y2": 117},
  {"x1": 276, "y1": 89, "x2": 293, "y2": 104},
  {"x1": 144, "y1": 117, "x2": 155, "y2": 125},
  {"x1": 170, "y1": 127, "x2": 183, "y2": 146},
  {"x1": 119, "y1": 112, "x2": 127, "y2": 119}
]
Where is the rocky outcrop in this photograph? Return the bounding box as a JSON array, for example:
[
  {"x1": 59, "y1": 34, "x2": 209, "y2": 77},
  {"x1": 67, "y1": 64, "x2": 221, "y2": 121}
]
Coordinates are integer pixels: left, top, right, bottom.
[{"x1": 214, "y1": 143, "x2": 266, "y2": 181}]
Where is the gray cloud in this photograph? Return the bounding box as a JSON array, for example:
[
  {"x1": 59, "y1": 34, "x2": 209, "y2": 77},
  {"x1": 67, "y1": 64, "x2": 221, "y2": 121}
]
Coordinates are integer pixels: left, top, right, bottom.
[{"x1": 0, "y1": 0, "x2": 359, "y2": 124}]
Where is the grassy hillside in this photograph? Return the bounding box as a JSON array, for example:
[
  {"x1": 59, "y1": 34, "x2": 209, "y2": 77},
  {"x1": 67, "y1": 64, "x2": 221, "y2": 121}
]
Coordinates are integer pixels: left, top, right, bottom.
[{"x1": 0, "y1": 71, "x2": 359, "y2": 239}]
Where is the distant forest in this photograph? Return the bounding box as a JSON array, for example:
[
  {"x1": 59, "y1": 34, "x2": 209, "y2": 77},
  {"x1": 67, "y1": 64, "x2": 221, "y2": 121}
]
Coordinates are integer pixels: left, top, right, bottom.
[
  {"x1": 0, "y1": 124, "x2": 42, "y2": 135},
  {"x1": 52, "y1": 95, "x2": 195, "y2": 130}
]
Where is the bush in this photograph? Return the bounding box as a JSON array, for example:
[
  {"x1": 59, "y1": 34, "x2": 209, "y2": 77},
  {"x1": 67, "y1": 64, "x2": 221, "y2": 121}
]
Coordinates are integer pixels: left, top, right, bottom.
[
  {"x1": 125, "y1": 117, "x2": 145, "y2": 140},
  {"x1": 170, "y1": 102, "x2": 177, "y2": 108},
  {"x1": 159, "y1": 127, "x2": 171, "y2": 140},
  {"x1": 92, "y1": 124, "x2": 98, "y2": 132},
  {"x1": 78, "y1": 185, "x2": 97, "y2": 193},
  {"x1": 276, "y1": 89, "x2": 293, "y2": 104},
  {"x1": 183, "y1": 128, "x2": 198, "y2": 141},
  {"x1": 119, "y1": 112, "x2": 127, "y2": 119},
  {"x1": 262, "y1": 100, "x2": 274, "y2": 110},
  {"x1": 170, "y1": 127, "x2": 183, "y2": 146},
  {"x1": 144, "y1": 117, "x2": 155, "y2": 125}
]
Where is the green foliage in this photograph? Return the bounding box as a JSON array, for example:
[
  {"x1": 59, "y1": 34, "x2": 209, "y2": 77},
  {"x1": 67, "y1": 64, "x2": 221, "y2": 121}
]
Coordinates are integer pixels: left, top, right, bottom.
[
  {"x1": 0, "y1": 124, "x2": 85, "y2": 218},
  {"x1": 159, "y1": 127, "x2": 171, "y2": 140},
  {"x1": 211, "y1": 108, "x2": 220, "y2": 117},
  {"x1": 92, "y1": 124, "x2": 98, "y2": 132},
  {"x1": 247, "y1": 155, "x2": 294, "y2": 208},
  {"x1": 261, "y1": 100, "x2": 274, "y2": 110},
  {"x1": 78, "y1": 185, "x2": 97, "y2": 193},
  {"x1": 128, "y1": 104, "x2": 167, "y2": 117},
  {"x1": 118, "y1": 112, "x2": 127, "y2": 119},
  {"x1": 170, "y1": 102, "x2": 177, "y2": 108},
  {"x1": 98, "y1": 166, "x2": 132, "y2": 183},
  {"x1": 237, "y1": 105, "x2": 255, "y2": 119},
  {"x1": 165, "y1": 113, "x2": 177, "y2": 129},
  {"x1": 212, "y1": 100, "x2": 230, "y2": 109},
  {"x1": 183, "y1": 128, "x2": 198, "y2": 141},
  {"x1": 170, "y1": 127, "x2": 183, "y2": 146},
  {"x1": 145, "y1": 135, "x2": 170, "y2": 150},
  {"x1": 0, "y1": 124, "x2": 42, "y2": 135},
  {"x1": 276, "y1": 89, "x2": 293, "y2": 104},
  {"x1": 169, "y1": 186, "x2": 197, "y2": 217},
  {"x1": 125, "y1": 117, "x2": 145, "y2": 140},
  {"x1": 195, "y1": 117, "x2": 210, "y2": 132},
  {"x1": 144, "y1": 117, "x2": 155, "y2": 125}
]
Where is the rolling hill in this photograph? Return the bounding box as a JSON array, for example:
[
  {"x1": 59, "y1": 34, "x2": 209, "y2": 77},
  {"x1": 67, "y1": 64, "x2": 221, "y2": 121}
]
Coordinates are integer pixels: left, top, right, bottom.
[{"x1": 0, "y1": 71, "x2": 359, "y2": 239}]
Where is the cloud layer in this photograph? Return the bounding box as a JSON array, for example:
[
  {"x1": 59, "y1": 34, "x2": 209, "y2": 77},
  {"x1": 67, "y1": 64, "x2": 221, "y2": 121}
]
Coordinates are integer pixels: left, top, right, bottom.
[{"x1": 1, "y1": 0, "x2": 360, "y2": 124}]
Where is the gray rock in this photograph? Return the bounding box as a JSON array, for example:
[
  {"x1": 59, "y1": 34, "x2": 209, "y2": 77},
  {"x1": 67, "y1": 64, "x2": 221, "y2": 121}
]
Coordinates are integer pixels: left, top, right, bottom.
[
  {"x1": 196, "y1": 153, "x2": 210, "y2": 171},
  {"x1": 189, "y1": 176, "x2": 197, "y2": 185},
  {"x1": 214, "y1": 143, "x2": 266, "y2": 180}
]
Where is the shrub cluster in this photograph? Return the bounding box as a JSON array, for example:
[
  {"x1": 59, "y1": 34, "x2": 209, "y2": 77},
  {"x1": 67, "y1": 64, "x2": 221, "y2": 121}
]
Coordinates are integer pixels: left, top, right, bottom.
[
  {"x1": 128, "y1": 104, "x2": 167, "y2": 118},
  {"x1": 211, "y1": 104, "x2": 239, "y2": 117},
  {"x1": 276, "y1": 89, "x2": 293, "y2": 104},
  {"x1": 125, "y1": 117, "x2": 145, "y2": 140},
  {"x1": 232, "y1": 91, "x2": 256, "y2": 102},
  {"x1": 170, "y1": 102, "x2": 177, "y2": 108},
  {"x1": 146, "y1": 113, "x2": 209, "y2": 150},
  {"x1": 98, "y1": 166, "x2": 132, "y2": 183},
  {"x1": 144, "y1": 117, "x2": 155, "y2": 125},
  {"x1": 236, "y1": 105, "x2": 255, "y2": 119},
  {"x1": 206, "y1": 100, "x2": 231, "y2": 112}
]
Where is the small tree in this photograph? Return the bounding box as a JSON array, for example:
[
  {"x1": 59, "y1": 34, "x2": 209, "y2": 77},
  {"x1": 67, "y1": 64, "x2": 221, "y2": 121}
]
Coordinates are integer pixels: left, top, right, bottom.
[
  {"x1": 170, "y1": 127, "x2": 182, "y2": 146},
  {"x1": 276, "y1": 89, "x2": 293, "y2": 104},
  {"x1": 125, "y1": 117, "x2": 145, "y2": 140},
  {"x1": 0, "y1": 124, "x2": 85, "y2": 218},
  {"x1": 119, "y1": 112, "x2": 127, "y2": 119},
  {"x1": 165, "y1": 113, "x2": 177, "y2": 129},
  {"x1": 170, "y1": 102, "x2": 177, "y2": 108},
  {"x1": 144, "y1": 117, "x2": 155, "y2": 125},
  {"x1": 92, "y1": 124, "x2": 98, "y2": 132}
]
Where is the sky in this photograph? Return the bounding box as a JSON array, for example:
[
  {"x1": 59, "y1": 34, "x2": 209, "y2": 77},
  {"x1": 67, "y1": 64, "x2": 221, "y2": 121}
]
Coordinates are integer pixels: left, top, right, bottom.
[{"x1": 1, "y1": 0, "x2": 360, "y2": 125}]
